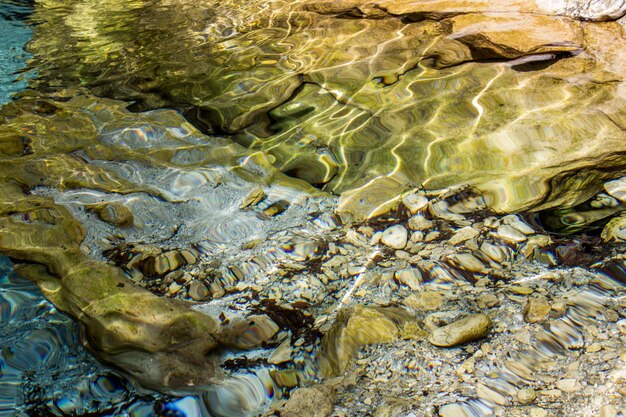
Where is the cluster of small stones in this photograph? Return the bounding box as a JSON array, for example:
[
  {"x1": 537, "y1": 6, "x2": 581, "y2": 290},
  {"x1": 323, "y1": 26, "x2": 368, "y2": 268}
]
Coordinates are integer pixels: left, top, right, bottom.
[{"x1": 102, "y1": 179, "x2": 626, "y2": 416}]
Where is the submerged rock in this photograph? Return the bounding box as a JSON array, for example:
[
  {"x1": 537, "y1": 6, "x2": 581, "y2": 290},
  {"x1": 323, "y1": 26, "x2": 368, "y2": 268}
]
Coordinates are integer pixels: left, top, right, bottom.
[
  {"x1": 318, "y1": 306, "x2": 418, "y2": 377},
  {"x1": 281, "y1": 386, "x2": 335, "y2": 417},
  {"x1": 0, "y1": 93, "x2": 320, "y2": 393},
  {"x1": 381, "y1": 225, "x2": 408, "y2": 249},
  {"x1": 524, "y1": 296, "x2": 552, "y2": 323},
  {"x1": 604, "y1": 176, "x2": 626, "y2": 202},
  {"x1": 86, "y1": 202, "x2": 134, "y2": 227},
  {"x1": 427, "y1": 314, "x2": 493, "y2": 347},
  {"x1": 601, "y1": 214, "x2": 626, "y2": 242},
  {"x1": 25, "y1": 0, "x2": 626, "y2": 221}
]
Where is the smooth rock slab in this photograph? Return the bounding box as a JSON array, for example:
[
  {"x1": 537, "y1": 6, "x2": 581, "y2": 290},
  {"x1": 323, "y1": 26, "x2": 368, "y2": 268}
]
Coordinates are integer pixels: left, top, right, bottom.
[{"x1": 427, "y1": 314, "x2": 493, "y2": 347}]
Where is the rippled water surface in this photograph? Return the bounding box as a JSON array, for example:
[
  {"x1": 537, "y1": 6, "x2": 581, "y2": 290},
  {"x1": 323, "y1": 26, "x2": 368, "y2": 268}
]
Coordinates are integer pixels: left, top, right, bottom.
[{"x1": 0, "y1": 0, "x2": 625, "y2": 416}]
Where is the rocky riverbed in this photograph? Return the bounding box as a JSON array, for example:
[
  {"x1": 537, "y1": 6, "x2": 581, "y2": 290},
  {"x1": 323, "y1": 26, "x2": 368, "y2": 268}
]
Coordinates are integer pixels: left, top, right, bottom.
[
  {"x1": 0, "y1": 0, "x2": 626, "y2": 416},
  {"x1": 94, "y1": 182, "x2": 626, "y2": 417}
]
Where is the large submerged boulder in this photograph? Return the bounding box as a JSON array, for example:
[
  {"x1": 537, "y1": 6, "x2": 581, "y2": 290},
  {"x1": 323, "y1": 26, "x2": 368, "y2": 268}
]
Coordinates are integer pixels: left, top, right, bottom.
[{"x1": 26, "y1": 0, "x2": 626, "y2": 221}]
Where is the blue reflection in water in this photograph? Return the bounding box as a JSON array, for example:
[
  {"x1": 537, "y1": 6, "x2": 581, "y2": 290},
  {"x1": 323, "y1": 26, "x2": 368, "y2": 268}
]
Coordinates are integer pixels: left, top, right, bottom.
[
  {"x1": 0, "y1": 0, "x2": 34, "y2": 105},
  {"x1": 0, "y1": 256, "x2": 203, "y2": 417}
]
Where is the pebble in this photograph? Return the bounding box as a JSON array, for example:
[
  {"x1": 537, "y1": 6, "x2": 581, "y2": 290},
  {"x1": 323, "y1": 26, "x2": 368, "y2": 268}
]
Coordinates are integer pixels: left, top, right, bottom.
[
  {"x1": 477, "y1": 293, "x2": 500, "y2": 309},
  {"x1": 449, "y1": 226, "x2": 480, "y2": 245},
  {"x1": 411, "y1": 231, "x2": 424, "y2": 242},
  {"x1": 509, "y1": 285, "x2": 534, "y2": 295},
  {"x1": 600, "y1": 405, "x2": 618, "y2": 417},
  {"x1": 604, "y1": 309, "x2": 619, "y2": 322},
  {"x1": 270, "y1": 369, "x2": 300, "y2": 388},
  {"x1": 447, "y1": 253, "x2": 487, "y2": 274},
  {"x1": 549, "y1": 300, "x2": 567, "y2": 318},
  {"x1": 517, "y1": 388, "x2": 537, "y2": 404},
  {"x1": 269, "y1": 338, "x2": 293, "y2": 364},
  {"x1": 402, "y1": 193, "x2": 429, "y2": 214},
  {"x1": 427, "y1": 314, "x2": 493, "y2": 347},
  {"x1": 187, "y1": 280, "x2": 211, "y2": 301},
  {"x1": 495, "y1": 225, "x2": 527, "y2": 243},
  {"x1": 168, "y1": 282, "x2": 182, "y2": 295},
  {"x1": 503, "y1": 214, "x2": 535, "y2": 235},
  {"x1": 524, "y1": 296, "x2": 551, "y2": 323},
  {"x1": 394, "y1": 268, "x2": 422, "y2": 290},
  {"x1": 438, "y1": 403, "x2": 470, "y2": 417},
  {"x1": 601, "y1": 215, "x2": 626, "y2": 242},
  {"x1": 556, "y1": 378, "x2": 579, "y2": 393},
  {"x1": 476, "y1": 383, "x2": 507, "y2": 405},
  {"x1": 530, "y1": 408, "x2": 548, "y2": 417},
  {"x1": 587, "y1": 342, "x2": 602, "y2": 353},
  {"x1": 407, "y1": 214, "x2": 434, "y2": 231},
  {"x1": 381, "y1": 225, "x2": 408, "y2": 249},
  {"x1": 604, "y1": 176, "x2": 626, "y2": 202},
  {"x1": 403, "y1": 291, "x2": 444, "y2": 311},
  {"x1": 425, "y1": 231, "x2": 440, "y2": 242},
  {"x1": 480, "y1": 242, "x2": 507, "y2": 263}
]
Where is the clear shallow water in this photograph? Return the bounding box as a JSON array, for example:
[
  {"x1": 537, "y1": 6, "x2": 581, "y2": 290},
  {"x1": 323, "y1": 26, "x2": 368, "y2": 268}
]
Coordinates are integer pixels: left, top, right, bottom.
[{"x1": 0, "y1": 1, "x2": 625, "y2": 416}]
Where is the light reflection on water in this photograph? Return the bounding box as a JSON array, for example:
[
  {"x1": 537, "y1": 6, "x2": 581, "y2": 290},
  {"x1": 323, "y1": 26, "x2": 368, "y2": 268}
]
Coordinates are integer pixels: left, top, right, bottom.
[
  {"x1": 0, "y1": 0, "x2": 33, "y2": 105},
  {"x1": 0, "y1": 0, "x2": 625, "y2": 416}
]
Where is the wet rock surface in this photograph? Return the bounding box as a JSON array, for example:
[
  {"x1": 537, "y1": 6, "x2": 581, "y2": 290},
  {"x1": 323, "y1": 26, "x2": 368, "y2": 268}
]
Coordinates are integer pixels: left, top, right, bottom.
[
  {"x1": 427, "y1": 314, "x2": 493, "y2": 347},
  {"x1": 26, "y1": 0, "x2": 626, "y2": 220},
  {"x1": 0, "y1": 0, "x2": 625, "y2": 416}
]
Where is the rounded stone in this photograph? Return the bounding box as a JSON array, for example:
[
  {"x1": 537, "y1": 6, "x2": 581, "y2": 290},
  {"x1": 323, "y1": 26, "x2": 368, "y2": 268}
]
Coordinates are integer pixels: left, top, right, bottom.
[
  {"x1": 438, "y1": 403, "x2": 471, "y2": 417},
  {"x1": 380, "y1": 225, "x2": 408, "y2": 249},
  {"x1": 188, "y1": 281, "x2": 211, "y2": 301},
  {"x1": 517, "y1": 388, "x2": 537, "y2": 404},
  {"x1": 408, "y1": 214, "x2": 434, "y2": 231},
  {"x1": 402, "y1": 193, "x2": 429, "y2": 214},
  {"x1": 604, "y1": 176, "x2": 626, "y2": 202},
  {"x1": 427, "y1": 314, "x2": 493, "y2": 347}
]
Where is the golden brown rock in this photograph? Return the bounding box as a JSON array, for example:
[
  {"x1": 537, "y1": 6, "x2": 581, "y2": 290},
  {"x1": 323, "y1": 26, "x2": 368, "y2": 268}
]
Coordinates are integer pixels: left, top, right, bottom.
[
  {"x1": 86, "y1": 202, "x2": 134, "y2": 227},
  {"x1": 524, "y1": 296, "x2": 552, "y2": 323},
  {"x1": 427, "y1": 314, "x2": 493, "y2": 347},
  {"x1": 0, "y1": 93, "x2": 317, "y2": 393},
  {"x1": 448, "y1": 13, "x2": 582, "y2": 59},
  {"x1": 281, "y1": 386, "x2": 335, "y2": 417},
  {"x1": 318, "y1": 306, "x2": 416, "y2": 377}
]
